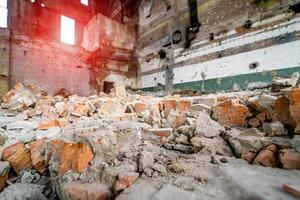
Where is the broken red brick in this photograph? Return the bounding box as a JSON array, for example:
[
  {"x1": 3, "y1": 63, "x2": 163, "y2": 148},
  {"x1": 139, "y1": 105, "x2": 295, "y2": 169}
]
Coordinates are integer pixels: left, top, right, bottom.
[
  {"x1": 115, "y1": 172, "x2": 139, "y2": 192},
  {"x1": 253, "y1": 145, "x2": 277, "y2": 168},
  {"x1": 163, "y1": 100, "x2": 177, "y2": 118},
  {"x1": 64, "y1": 182, "x2": 111, "y2": 200},
  {"x1": 1, "y1": 90, "x2": 15, "y2": 103},
  {"x1": 212, "y1": 99, "x2": 252, "y2": 127},
  {"x1": 59, "y1": 142, "x2": 94, "y2": 174},
  {"x1": 2, "y1": 142, "x2": 33, "y2": 175},
  {"x1": 248, "y1": 118, "x2": 261, "y2": 128},
  {"x1": 39, "y1": 119, "x2": 65, "y2": 130},
  {"x1": 279, "y1": 149, "x2": 300, "y2": 170},
  {"x1": 289, "y1": 89, "x2": 300, "y2": 134},
  {"x1": 72, "y1": 104, "x2": 89, "y2": 117},
  {"x1": 178, "y1": 100, "x2": 191, "y2": 113},
  {"x1": 147, "y1": 128, "x2": 173, "y2": 138},
  {"x1": 283, "y1": 184, "x2": 300, "y2": 198},
  {"x1": 99, "y1": 100, "x2": 114, "y2": 114},
  {"x1": 134, "y1": 102, "x2": 148, "y2": 114},
  {"x1": 256, "y1": 112, "x2": 267, "y2": 124},
  {"x1": 242, "y1": 152, "x2": 257, "y2": 164},
  {"x1": 273, "y1": 96, "x2": 296, "y2": 131},
  {"x1": 167, "y1": 111, "x2": 186, "y2": 128},
  {"x1": 42, "y1": 106, "x2": 59, "y2": 120},
  {"x1": 28, "y1": 139, "x2": 49, "y2": 173}
]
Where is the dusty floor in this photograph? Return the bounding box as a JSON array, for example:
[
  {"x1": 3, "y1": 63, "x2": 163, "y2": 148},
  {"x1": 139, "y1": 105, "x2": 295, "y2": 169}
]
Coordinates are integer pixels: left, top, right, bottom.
[{"x1": 0, "y1": 83, "x2": 300, "y2": 200}]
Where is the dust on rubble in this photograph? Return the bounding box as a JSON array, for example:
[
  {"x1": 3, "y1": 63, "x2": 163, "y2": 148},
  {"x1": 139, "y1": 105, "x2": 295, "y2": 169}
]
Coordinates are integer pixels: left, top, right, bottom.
[{"x1": 0, "y1": 82, "x2": 299, "y2": 200}]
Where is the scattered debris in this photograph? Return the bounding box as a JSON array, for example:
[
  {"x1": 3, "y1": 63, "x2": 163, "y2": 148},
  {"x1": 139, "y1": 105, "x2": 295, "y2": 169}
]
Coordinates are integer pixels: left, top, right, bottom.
[{"x1": 0, "y1": 83, "x2": 299, "y2": 199}]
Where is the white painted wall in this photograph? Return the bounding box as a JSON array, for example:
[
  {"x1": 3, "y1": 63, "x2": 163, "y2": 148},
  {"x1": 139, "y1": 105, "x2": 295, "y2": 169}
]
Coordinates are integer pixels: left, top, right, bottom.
[{"x1": 139, "y1": 15, "x2": 300, "y2": 89}]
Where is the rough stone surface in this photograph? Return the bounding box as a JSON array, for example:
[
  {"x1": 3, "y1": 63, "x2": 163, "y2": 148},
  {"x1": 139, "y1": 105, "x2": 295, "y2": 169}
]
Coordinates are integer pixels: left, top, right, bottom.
[
  {"x1": 0, "y1": 183, "x2": 46, "y2": 200},
  {"x1": 191, "y1": 137, "x2": 232, "y2": 156},
  {"x1": 139, "y1": 151, "x2": 154, "y2": 172},
  {"x1": 263, "y1": 121, "x2": 288, "y2": 137},
  {"x1": 1, "y1": 83, "x2": 300, "y2": 200},
  {"x1": 195, "y1": 112, "x2": 224, "y2": 138},
  {"x1": 291, "y1": 135, "x2": 300, "y2": 152},
  {"x1": 227, "y1": 128, "x2": 264, "y2": 157}
]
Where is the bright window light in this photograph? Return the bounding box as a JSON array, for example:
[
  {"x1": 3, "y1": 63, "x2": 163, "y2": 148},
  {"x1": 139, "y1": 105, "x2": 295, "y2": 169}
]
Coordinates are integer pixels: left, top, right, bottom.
[
  {"x1": 0, "y1": 0, "x2": 7, "y2": 28},
  {"x1": 80, "y1": 0, "x2": 88, "y2": 6},
  {"x1": 0, "y1": 0, "x2": 7, "y2": 8},
  {"x1": 61, "y1": 15, "x2": 75, "y2": 45}
]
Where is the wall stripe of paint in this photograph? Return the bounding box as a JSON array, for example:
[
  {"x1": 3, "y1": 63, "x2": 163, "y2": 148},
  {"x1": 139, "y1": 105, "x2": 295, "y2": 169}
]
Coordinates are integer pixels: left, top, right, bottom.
[
  {"x1": 142, "y1": 66, "x2": 300, "y2": 92},
  {"x1": 138, "y1": 15, "x2": 300, "y2": 91},
  {"x1": 140, "y1": 39, "x2": 300, "y2": 88},
  {"x1": 174, "y1": 16, "x2": 300, "y2": 64}
]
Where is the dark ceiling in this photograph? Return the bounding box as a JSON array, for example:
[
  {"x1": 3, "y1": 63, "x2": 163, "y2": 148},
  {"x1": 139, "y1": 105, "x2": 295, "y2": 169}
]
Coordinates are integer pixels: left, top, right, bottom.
[{"x1": 94, "y1": 0, "x2": 140, "y2": 23}]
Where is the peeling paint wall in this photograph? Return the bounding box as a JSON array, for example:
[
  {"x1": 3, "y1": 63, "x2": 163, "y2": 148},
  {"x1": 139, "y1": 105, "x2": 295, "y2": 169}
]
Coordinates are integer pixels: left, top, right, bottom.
[
  {"x1": 0, "y1": 29, "x2": 10, "y2": 96},
  {"x1": 83, "y1": 13, "x2": 137, "y2": 93},
  {"x1": 137, "y1": 0, "x2": 300, "y2": 92},
  {"x1": 6, "y1": 0, "x2": 94, "y2": 95},
  {"x1": 4, "y1": 0, "x2": 138, "y2": 95}
]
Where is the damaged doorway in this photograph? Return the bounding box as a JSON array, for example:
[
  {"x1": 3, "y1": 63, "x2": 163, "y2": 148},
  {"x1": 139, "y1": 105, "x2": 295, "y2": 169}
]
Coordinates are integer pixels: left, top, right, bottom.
[{"x1": 104, "y1": 81, "x2": 114, "y2": 94}]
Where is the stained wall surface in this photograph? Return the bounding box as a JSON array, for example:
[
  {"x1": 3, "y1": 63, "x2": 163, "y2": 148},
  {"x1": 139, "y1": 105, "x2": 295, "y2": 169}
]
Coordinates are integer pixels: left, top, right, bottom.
[
  {"x1": 0, "y1": 29, "x2": 10, "y2": 96},
  {"x1": 137, "y1": 0, "x2": 300, "y2": 92},
  {"x1": 5, "y1": 0, "x2": 137, "y2": 96}
]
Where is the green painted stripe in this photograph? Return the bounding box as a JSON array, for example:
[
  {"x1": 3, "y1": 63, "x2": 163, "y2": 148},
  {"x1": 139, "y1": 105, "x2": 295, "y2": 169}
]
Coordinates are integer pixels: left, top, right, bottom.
[{"x1": 141, "y1": 66, "x2": 300, "y2": 92}]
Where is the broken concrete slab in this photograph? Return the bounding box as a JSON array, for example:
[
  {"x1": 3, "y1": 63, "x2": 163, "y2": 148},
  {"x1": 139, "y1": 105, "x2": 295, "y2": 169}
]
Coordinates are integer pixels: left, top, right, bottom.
[
  {"x1": 0, "y1": 161, "x2": 10, "y2": 192},
  {"x1": 139, "y1": 151, "x2": 154, "y2": 172},
  {"x1": 227, "y1": 128, "x2": 265, "y2": 157},
  {"x1": 291, "y1": 135, "x2": 300, "y2": 152},
  {"x1": 6, "y1": 120, "x2": 38, "y2": 131},
  {"x1": 0, "y1": 183, "x2": 47, "y2": 200},
  {"x1": 191, "y1": 137, "x2": 233, "y2": 156},
  {"x1": 263, "y1": 121, "x2": 288, "y2": 137},
  {"x1": 195, "y1": 112, "x2": 224, "y2": 138}
]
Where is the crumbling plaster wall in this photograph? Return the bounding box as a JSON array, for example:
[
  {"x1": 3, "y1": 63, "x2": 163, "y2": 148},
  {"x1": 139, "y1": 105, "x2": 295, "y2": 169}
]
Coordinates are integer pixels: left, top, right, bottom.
[
  {"x1": 7, "y1": 0, "x2": 92, "y2": 95},
  {"x1": 6, "y1": 0, "x2": 138, "y2": 96},
  {"x1": 137, "y1": 0, "x2": 300, "y2": 92},
  {"x1": 0, "y1": 29, "x2": 10, "y2": 96},
  {"x1": 83, "y1": 13, "x2": 138, "y2": 93}
]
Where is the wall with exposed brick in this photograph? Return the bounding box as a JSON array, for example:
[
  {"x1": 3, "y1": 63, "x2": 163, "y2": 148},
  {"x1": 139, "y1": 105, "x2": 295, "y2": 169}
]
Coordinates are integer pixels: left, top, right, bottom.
[
  {"x1": 0, "y1": 29, "x2": 10, "y2": 96},
  {"x1": 137, "y1": 0, "x2": 300, "y2": 92},
  {"x1": 5, "y1": 0, "x2": 138, "y2": 96}
]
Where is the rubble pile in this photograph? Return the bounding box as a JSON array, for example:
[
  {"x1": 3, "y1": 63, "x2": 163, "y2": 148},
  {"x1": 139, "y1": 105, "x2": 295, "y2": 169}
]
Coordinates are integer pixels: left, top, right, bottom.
[{"x1": 0, "y1": 83, "x2": 300, "y2": 199}]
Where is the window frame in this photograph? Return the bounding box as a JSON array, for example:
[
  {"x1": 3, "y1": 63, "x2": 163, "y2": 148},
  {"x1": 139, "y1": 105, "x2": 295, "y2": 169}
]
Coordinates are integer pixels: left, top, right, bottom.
[
  {"x1": 80, "y1": 0, "x2": 88, "y2": 6},
  {"x1": 0, "y1": 0, "x2": 8, "y2": 28},
  {"x1": 60, "y1": 15, "x2": 76, "y2": 45}
]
